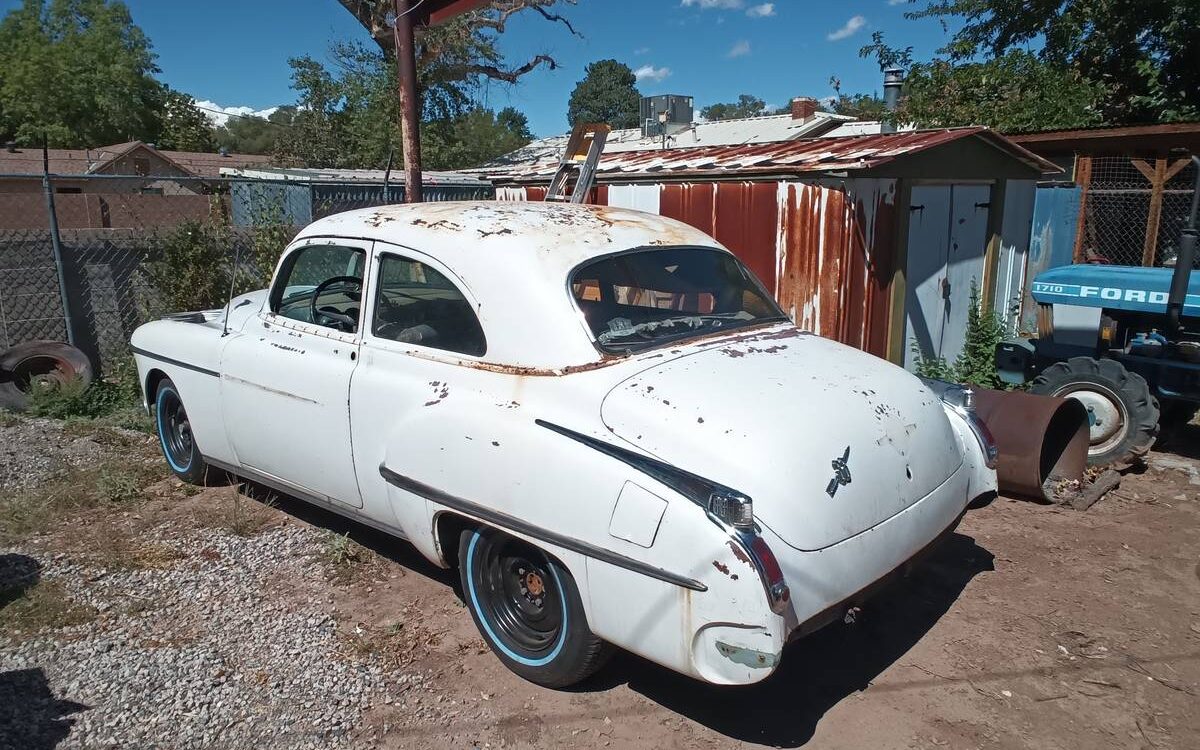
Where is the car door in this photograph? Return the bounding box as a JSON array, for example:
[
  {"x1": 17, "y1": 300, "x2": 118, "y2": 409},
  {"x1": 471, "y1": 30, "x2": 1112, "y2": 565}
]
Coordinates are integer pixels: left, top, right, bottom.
[
  {"x1": 220, "y1": 237, "x2": 371, "y2": 508},
  {"x1": 348, "y1": 244, "x2": 488, "y2": 542}
]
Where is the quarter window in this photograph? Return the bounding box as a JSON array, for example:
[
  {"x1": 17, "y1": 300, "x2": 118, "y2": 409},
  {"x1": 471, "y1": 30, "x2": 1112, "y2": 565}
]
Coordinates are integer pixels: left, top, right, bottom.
[{"x1": 371, "y1": 254, "x2": 485, "y2": 356}]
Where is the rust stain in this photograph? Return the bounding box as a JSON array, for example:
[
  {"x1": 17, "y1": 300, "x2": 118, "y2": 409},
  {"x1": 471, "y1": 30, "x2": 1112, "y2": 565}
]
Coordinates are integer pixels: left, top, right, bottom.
[
  {"x1": 269, "y1": 342, "x2": 305, "y2": 354},
  {"x1": 727, "y1": 540, "x2": 752, "y2": 566},
  {"x1": 713, "y1": 561, "x2": 730, "y2": 576}
]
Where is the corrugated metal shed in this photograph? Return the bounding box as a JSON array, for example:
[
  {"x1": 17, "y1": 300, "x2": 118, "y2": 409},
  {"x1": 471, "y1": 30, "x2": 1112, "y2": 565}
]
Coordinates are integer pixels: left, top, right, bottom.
[
  {"x1": 494, "y1": 127, "x2": 1053, "y2": 365},
  {"x1": 494, "y1": 127, "x2": 1058, "y2": 183}
]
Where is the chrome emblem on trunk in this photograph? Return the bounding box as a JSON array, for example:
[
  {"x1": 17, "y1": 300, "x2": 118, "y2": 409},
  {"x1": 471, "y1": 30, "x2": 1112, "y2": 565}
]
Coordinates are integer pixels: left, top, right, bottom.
[{"x1": 826, "y1": 446, "x2": 852, "y2": 498}]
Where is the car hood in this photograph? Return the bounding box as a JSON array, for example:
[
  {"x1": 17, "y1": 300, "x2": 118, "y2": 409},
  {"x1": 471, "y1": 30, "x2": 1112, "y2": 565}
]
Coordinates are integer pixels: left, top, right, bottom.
[{"x1": 599, "y1": 328, "x2": 962, "y2": 551}]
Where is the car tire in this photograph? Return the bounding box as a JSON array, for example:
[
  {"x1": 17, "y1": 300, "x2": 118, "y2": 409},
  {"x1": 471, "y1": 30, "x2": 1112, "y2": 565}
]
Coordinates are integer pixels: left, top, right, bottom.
[
  {"x1": 0, "y1": 340, "x2": 93, "y2": 412},
  {"x1": 458, "y1": 526, "x2": 610, "y2": 688},
  {"x1": 1030, "y1": 356, "x2": 1159, "y2": 467},
  {"x1": 154, "y1": 378, "x2": 216, "y2": 485}
]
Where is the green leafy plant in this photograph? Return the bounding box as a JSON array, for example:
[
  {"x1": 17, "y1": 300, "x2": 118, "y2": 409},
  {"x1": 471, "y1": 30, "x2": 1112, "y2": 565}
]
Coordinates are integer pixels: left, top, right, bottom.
[
  {"x1": 27, "y1": 352, "x2": 144, "y2": 423},
  {"x1": 909, "y1": 281, "x2": 1006, "y2": 388},
  {"x1": 141, "y1": 216, "x2": 234, "y2": 313}
]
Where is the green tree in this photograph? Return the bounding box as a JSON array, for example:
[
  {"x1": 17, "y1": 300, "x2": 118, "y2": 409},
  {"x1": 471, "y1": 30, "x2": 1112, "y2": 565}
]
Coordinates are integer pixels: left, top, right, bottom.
[
  {"x1": 156, "y1": 89, "x2": 215, "y2": 152},
  {"x1": 0, "y1": 0, "x2": 163, "y2": 146},
  {"x1": 567, "y1": 59, "x2": 640, "y2": 128},
  {"x1": 214, "y1": 107, "x2": 296, "y2": 155},
  {"x1": 700, "y1": 94, "x2": 769, "y2": 121},
  {"x1": 859, "y1": 33, "x2": 1102, "y2": 132},
  {"x1": 423, "y1": 106, "x2": 534, "y2": 169},
  {"x1": 904, "y1": 0, "x2": 1199, "y2": 123}
]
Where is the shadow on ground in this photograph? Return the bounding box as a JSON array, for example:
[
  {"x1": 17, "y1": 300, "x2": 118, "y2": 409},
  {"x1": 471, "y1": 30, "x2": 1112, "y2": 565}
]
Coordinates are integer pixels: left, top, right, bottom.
[
  {"x1": 237, "y1": 482, "x2": 457, "y2": 588},
  {"x1": 0, "y1": 552, "x2": 42, "y2": 608},
  {"x1": 595, "y1": 532, "x2": 995, "y2": 748},
  {"x1": 0, "y1": 668, "x2": 89, "y2": 750},
  {"x1": 235, "y1": 482, "x2": 993, "y2": 747}
]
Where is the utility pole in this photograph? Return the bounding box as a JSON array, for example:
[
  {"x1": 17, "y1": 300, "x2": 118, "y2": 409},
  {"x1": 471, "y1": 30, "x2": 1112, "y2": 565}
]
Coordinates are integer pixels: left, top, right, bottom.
[{"x1": 393, "y1": 0, "x2": 423, "y2": 203}]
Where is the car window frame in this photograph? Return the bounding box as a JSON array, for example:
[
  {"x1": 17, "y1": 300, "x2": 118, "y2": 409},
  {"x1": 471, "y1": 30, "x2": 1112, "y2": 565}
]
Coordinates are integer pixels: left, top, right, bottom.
[
  {"x1": 361, "y1": 243, "x2": 488, "y2": 359},
  {"x1": 262, "y1": 237, "x2": 374, "y2": 344},
  {"x1": 565, "y1": 244, "x2": 788, "y2": 355}
]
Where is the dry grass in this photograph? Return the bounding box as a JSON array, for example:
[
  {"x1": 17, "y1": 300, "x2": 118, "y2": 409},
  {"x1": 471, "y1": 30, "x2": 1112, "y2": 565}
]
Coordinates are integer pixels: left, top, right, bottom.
[
  {"x1": 0, "y1": 579, "x2": 96, "y2": 635},
  {"x1": 192, "y1": 485, "x2": 279, "y2": 537},
  {"x1": 0, "y1": 460, "x2": 170, "y2": 544}
]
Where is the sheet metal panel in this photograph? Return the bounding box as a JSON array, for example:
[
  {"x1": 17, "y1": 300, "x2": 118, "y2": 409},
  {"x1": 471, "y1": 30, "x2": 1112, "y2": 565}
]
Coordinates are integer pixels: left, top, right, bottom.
[{"x1": 775, "y1": 179, "x2": 896, "y2": 357}]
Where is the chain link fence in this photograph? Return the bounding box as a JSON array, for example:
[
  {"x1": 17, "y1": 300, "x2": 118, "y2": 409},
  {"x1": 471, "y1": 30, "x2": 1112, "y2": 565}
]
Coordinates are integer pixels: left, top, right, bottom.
[
  {"x1": 0, "y1": 173, "x2": 492, "y2": 372},
  {"x1": 1078, "y1": 155, "x2": 1198, "y2": 268}
]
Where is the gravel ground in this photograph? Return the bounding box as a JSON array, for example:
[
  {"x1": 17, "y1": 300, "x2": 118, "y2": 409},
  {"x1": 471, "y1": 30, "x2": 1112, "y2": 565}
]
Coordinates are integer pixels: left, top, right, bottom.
[
  {"x1": 0, "y1": 416, "x2": 117, "y2": 490},
  {"x1": 1, "y1": 520, "x2": 402, "y2": 749}
]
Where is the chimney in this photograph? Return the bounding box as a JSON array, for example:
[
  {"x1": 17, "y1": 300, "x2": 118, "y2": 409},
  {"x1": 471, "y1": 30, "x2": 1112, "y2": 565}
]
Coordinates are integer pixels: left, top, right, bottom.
[
  {"x1": 881, "y1": 68, "x2": 905, "y2": 133},
  {"x1": 790, "y1": 97, "x2": 818, "y2": 121}
]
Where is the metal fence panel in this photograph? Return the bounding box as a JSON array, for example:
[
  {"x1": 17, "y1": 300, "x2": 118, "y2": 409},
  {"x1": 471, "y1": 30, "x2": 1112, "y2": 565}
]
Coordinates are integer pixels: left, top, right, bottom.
[{"x1": 0, "y1": 173, "x2": 494, "y2": 372}]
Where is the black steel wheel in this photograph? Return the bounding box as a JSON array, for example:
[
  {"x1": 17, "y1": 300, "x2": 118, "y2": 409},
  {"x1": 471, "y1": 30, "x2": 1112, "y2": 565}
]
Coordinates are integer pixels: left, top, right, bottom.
[
  {"x1": 154, "y1": 378, "x2": 212, "y2": 485},
  {"x1": 458, "y1": 526, "x2": 610, "y2": 688},
  {"x1": 1031, "y1": 356, "x2": 1159, "y2": 467}
]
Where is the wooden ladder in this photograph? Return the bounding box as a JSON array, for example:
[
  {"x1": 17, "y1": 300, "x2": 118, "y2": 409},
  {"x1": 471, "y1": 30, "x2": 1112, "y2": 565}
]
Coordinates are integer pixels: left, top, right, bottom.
[{"x1": 545, "y1": 123, "x2": 611, "y2": 203}]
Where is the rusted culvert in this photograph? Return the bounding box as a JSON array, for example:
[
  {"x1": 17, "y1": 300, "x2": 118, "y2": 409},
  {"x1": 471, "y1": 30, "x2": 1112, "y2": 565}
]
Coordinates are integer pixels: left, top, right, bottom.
[{"x1": 973, "y1": 388, "x2": 1090, "y2": 502}]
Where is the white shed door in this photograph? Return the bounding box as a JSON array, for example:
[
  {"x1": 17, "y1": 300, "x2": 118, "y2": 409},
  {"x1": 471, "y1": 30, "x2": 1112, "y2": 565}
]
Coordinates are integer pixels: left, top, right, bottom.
[
  {"x1": 903, "y1": 184, "x2": 992, "y2": 370},
  {"x1": 606, "y1": 184, "x2": 661, "y2": 214}
]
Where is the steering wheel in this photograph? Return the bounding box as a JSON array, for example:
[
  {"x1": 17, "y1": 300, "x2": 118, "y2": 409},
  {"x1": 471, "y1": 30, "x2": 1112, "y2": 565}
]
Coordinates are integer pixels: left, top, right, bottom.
[{"x1": 309, "y1": 275, "x2": 362, "y2": 331}]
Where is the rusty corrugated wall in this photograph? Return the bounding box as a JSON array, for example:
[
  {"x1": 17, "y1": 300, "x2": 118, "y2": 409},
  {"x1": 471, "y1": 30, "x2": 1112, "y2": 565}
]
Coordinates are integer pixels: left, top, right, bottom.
[{"x1": 491, "y1": 178, "x2": 898, "y2": 359}]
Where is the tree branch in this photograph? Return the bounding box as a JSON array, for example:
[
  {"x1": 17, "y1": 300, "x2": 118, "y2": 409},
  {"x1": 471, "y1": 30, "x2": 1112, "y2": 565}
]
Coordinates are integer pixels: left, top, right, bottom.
[{"x1": 441, "y1": 54, "x2": 558, "y2": 84}]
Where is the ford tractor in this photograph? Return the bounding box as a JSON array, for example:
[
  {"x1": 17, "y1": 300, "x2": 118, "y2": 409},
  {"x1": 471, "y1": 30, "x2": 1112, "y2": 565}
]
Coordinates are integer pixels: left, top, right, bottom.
[{"x1": 997, "y1": 156, "x2": 1199, "y2": 467}]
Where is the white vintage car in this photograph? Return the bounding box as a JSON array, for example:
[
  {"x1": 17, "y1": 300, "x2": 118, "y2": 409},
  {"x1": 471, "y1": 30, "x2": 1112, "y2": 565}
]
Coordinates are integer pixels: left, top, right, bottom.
[{"x1": 131, "y1": 201, "x2": 996, "y2": 687}]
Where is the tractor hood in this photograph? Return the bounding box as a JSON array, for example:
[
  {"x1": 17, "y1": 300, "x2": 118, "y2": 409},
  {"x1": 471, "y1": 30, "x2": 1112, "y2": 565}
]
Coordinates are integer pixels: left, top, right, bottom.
[{"x1": 600, "y1": 329, "x2": 963, "y2": 551}]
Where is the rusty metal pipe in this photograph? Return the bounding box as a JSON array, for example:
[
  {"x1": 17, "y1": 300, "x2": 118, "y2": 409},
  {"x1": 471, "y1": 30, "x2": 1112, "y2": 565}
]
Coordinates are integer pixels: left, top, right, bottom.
[{"x1": 973, "y1": 388, "x2": 1090, "y2": 502}]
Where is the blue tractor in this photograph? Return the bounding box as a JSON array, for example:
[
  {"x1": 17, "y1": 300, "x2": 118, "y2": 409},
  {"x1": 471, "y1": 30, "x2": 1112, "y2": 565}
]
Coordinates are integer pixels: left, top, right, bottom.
[{"x1": 997, "y1": 156, "x2": 1199, "y2": 467}]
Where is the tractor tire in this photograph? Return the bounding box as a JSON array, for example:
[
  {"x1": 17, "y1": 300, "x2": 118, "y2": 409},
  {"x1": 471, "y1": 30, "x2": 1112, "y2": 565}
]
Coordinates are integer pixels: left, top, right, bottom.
[
  {"x1": 0, "y1": 340, "x2": 93, "y2": 412},
  {"x1": 1030, "y1": 356, "x2": 1159, "y2": 468}
]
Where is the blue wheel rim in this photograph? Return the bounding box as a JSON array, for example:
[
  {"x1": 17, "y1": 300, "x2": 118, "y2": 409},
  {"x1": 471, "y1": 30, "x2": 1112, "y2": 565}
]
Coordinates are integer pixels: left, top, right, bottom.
[{"x1": 156, "y1": 385, "x2": 193, "y2": 473}]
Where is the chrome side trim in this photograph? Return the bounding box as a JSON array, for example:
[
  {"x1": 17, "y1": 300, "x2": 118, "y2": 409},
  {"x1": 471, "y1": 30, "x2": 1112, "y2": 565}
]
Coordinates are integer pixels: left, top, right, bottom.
[
  {"x1": 535, "y1": 419, "x2": 789, "y2": 614},
  {"x1": 378, "y1": 465, "x2": 707, "y2": 592},
  {"x1": 130, "y1": 345, "x2": 219, "y2": 378}
]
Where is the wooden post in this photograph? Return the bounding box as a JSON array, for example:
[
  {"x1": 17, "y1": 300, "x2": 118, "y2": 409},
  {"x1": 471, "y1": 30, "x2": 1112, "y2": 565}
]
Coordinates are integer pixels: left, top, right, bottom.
[
  {"x1": 981, "y1": 179, "x2": 1006, "y2": 312},
  {"x1": 885, "y1": 179, "x2": 913, "y2": 365},
  {"x1": 393, "y1": 0, "x2": 422, "y2": 203},
  {"x1": 1141, "y1": 157, "x2": 1167, "y2": 267},
  {"x1": 1071, "y1": 155, "x2": 1092, "y2": 262}
]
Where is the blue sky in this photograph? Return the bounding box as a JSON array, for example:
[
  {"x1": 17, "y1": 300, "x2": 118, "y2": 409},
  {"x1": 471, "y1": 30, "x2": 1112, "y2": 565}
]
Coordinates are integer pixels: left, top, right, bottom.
[{"x1": 2, "y1": 0, "x2": 963, "y2": 137}]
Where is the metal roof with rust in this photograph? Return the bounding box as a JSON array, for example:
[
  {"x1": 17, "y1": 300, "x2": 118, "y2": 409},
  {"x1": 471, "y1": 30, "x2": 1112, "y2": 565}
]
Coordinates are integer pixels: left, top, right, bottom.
[{"x1": 492, "y1": 127, "x2": 1059, "y2": 183}]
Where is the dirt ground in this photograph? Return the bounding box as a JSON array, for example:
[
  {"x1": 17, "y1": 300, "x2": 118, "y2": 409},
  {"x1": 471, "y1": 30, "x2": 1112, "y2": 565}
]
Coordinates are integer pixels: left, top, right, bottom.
[{"x1": 3, "y1": 417, "x2": 1200, "y2": 749}]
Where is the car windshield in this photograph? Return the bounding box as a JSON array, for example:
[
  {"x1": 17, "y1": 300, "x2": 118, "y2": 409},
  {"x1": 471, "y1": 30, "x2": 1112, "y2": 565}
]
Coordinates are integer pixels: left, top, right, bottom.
[{"x1": 570, "y1": 246, "x2": 788, "y2": 354}]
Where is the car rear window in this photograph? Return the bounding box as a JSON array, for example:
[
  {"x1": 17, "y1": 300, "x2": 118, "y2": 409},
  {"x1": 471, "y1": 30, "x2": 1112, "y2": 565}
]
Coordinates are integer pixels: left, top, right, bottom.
[{"x1": 570, "y1": 247, "x2": 787, "y2": 353}]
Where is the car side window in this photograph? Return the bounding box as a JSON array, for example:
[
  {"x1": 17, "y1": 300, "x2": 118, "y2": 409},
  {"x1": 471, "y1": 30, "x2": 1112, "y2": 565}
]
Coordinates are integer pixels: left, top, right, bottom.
[
  {"x1": 371, "y1": 254, "x2": 486, "y2": 356},
  {"x1": 271, "y1": 244, "x2": 365, "y2": 333}
]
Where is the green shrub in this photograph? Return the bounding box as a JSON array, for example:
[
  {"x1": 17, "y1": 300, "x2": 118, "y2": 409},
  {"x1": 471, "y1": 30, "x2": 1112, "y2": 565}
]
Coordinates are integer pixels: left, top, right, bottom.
[
  {"x1": 909, "y1": 281, "x2": 1006, "y2": 389},
  {"x1": 27, "y1": 353, "x2": 143, "y2": 422},
  {"x1": 142, "y1": 219, "x2": 235, "y2": 313}
]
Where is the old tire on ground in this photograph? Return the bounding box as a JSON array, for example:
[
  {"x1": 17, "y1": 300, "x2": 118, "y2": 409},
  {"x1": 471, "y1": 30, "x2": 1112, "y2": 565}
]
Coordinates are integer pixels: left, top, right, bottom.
[
  {"x1": 458, "y1": 526, "x2": 610, "y2": 688},
  {"x1": 1030, "y1": 356, "x2": 1159, "y2": 467},
  {"x1": 0, "y1": 340, "x2": 93, "y2": 412},
  {"x1": 154, "y1": 377, "x2": 214, "y2": 485}
]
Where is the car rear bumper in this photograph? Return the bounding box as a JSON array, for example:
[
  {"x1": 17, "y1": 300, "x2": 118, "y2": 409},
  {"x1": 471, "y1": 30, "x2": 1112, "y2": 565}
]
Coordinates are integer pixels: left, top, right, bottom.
[{"x1": 770, "y1": 460, "x2": 974, "y2": 639}]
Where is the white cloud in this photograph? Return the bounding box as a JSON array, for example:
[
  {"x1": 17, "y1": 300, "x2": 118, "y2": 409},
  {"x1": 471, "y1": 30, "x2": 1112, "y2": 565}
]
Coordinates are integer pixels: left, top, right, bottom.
[
  {"x1": 727, "y1": 39, "x2": 751, "y2": 57},
  {"x1": 633, "y1": 64, "x2": 673, "y2": 83},
  {"x1": 887, "y1": 0, "x2": 908, "y2": 5},
  {"x1": 633, "y1": 46, "x2": 650, "y2": 55},
  {"x1": 680, "y1": 0, "x2": 743, "y2": 8},
  {"x1": 746, "y1": 3, "x2": 775, "y2": 17},
  {"x1": 195, "y1": 100, "x2": 278, "y2": 127},
  {"x1": 827, "y1": 15, "x2": 866, "y2": 41}
]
